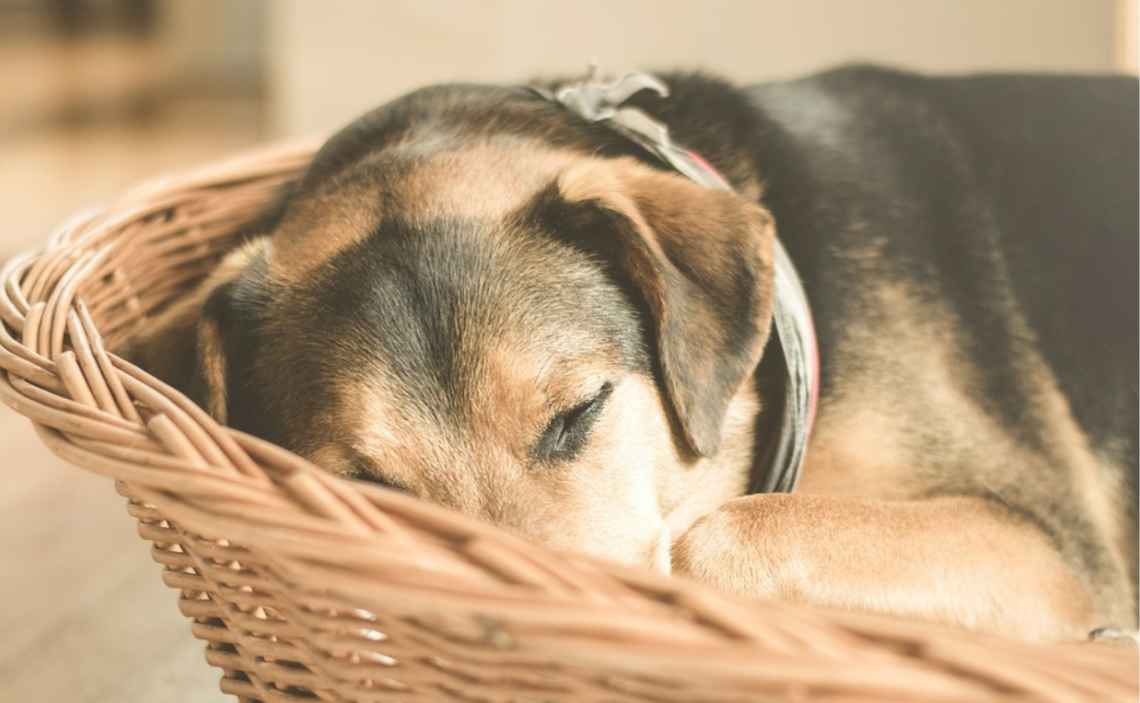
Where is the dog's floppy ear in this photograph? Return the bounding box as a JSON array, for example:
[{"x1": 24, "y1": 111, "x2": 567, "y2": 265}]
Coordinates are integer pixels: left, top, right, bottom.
[
  {"x1": 546, "y1": 158, "x2": 776, "y2": 457},
  {"x1": 128, "y1": 238, "x2": 270, "y2": 424}
]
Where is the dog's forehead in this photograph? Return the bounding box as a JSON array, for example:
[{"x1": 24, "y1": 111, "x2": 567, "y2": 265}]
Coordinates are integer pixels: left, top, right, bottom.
[
  {"x1": 268, "y1": 141, "x2": 581, "y2": 283},
  {"x1": 291, "y1": 216, "x2": 646, "y2": 475},
  {"x1": 389, "y1": 142, "x2": 581, "y2": 218},
  {"x1": 281, "y1": 206, "x2": 646, "y2": 430},
  {"x1": 259, "y1": 137, "x2": 654, "y2": 459},
  {"x1": 310, "y1": 213, "x2": 636, "y2": 367}
]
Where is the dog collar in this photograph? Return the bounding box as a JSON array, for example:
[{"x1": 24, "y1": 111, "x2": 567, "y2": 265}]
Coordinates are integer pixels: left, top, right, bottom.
[{"x1": 529, "y1": 69, "x2": 819, "y2": 493}]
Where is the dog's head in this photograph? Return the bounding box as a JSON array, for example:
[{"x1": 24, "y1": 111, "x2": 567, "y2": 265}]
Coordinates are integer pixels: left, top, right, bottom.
[{"x1": 136, "y1": 87, "x2": 776, "y2": 570}]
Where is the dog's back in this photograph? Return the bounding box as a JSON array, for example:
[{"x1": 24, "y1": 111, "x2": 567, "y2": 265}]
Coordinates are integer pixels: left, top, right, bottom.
[
  {"x1": 929, "y1": 72, "x2": 1137, "y2": 460},
  {"x1": 932, "y1": 72, "x2": 1139, "y2": 597},
  {"x1": 747, "y1": 67, "x2": 1137, "y2": 614}
]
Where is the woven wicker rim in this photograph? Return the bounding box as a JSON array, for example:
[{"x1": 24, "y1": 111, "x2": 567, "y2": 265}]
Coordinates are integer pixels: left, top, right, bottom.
[{"x1": 1, "y1": 140, "x2": 1135, "y2": 703}]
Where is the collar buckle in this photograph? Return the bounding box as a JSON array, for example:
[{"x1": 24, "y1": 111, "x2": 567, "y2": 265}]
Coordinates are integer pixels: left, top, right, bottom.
[{"x1": 536, "y1": 68, "x2": 679, "y2": 159}]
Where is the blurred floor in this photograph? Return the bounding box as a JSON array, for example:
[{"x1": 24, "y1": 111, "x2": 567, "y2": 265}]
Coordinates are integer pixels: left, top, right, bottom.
[{"x1": 0, "y1": 33, "x2": 264, "y2": 703}]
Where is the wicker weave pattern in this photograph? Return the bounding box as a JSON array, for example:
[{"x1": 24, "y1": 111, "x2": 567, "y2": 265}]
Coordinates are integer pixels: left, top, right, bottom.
[{"x1": 1, "y1": 142, "x2": 1136, "y2": 703}]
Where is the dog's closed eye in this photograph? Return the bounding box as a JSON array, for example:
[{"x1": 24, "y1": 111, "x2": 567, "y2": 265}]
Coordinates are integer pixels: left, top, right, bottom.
[
  {"x1": 532, "y1": 382, "x2": 614, "y2": 463},
  {"x1": 349, "y1": 457, "x2": 408, "y2": 492}
]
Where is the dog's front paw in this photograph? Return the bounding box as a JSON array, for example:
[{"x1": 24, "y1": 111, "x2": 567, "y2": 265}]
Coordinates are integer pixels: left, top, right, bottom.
[{"x1": 670, "y1": 501, "x2": 783, "y2": 598}]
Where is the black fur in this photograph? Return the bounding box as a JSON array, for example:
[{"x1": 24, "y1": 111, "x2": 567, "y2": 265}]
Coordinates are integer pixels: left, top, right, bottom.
[
  {"x1": 284, "y1": 212, "x2": 649, "y2": 456},
  {"x1": 169, "y1": 65, "x2": 1137, "y2": 614}
]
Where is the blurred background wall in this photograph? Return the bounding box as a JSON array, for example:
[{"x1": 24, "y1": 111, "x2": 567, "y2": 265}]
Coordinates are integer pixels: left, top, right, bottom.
[
  {"x1": 270, "y1": 0, "x2": 1135, "y2": 135},
  {"x1": 3, "y1": 0, "x2": 1135, "y2": 146},
  {"x1": 0, "y1": 3, "x2": 1136, "y2": 702},
  {"x1": 3, "y1": 0, "x2": 1134, "y2": 258}
]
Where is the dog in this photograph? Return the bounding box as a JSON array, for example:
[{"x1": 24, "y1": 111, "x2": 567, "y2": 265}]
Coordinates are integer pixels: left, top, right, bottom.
[{"x1": 132, "y1": 65, "x2": 1138, "y2": 640}]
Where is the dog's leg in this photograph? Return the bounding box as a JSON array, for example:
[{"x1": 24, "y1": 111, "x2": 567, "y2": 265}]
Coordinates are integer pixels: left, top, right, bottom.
[{"x1": 670, "y1": 494, "x2": 1104, "y2": 640}]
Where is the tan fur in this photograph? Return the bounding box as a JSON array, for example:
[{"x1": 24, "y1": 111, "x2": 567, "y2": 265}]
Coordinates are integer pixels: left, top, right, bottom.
[
  {"x1": 392, "y1": 142, "x2": 582, "y2": 222},
  {"x1": 266, "y1": 175, "x2": 383, "y2": 284},
  {"x1": 687, "y1": 277, "x2": 1135, "y2": 635},
  {"x1": 196, "y1": 317, "x2": 228, "y2": 423},
  {"x1": 672, "y1": 494, "x2": 1098, "y2": 639},
  {"x1": 268, "y1": 142, "x2": 583, "y2": 283},
  {"x1": 131, "y1": 239, "x2": 266, "y2": 349},
  {"x1": 294, "y1": 153, "x2": 771, "y2": 571},
  {"x1": 149, "y1": 135, "x2": 1132, "y2": 640},
  {"x1": 317, "y1": 372, "x2": 677, "y2": 570},
  {"x1": 1019, "y1": 360, "x2": 1135, "y2": 615},
  {"x1": 128, "y1": 238, "x2": 268, "y2": 409},
  {"x1": 558, "y1": 158, "x2": 776, "y2": 302},
  {"x1": 657, "y1": 381, "x2": 758, "y2": 539},
  {"x1": 557, "y1": 157, "x2": 775, "y2": 455},
  {"x1": 311, "y1": 327, "x2": 759, "y2": 573}
]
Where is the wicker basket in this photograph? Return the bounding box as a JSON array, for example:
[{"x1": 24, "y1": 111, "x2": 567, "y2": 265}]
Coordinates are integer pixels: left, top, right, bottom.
[{"x1": 1, "y1": 141, "x2": 1135, "y2": 703}]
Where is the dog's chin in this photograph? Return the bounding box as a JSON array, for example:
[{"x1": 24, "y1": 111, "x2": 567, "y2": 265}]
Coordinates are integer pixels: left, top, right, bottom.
[
  {"x1": 562, "y1": 522, "x2": 672, "y2": 575},
  {"x1": 587, "y1": 527, "x2": 672, "y2": 574}
]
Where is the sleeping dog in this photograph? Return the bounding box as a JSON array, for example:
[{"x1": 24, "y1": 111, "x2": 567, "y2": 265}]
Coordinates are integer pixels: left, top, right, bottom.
[{"x1": 133, "y1": 65, "x2": 1138, "y2": 640}]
